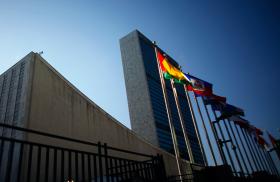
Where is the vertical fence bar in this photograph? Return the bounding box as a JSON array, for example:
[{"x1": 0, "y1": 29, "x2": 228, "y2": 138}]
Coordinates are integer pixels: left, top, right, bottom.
[
  {"x1": 98, "y1": 142, "x2": 103, "y2": 182},
  {"x1": 61, "y1": 150, "x2": 64, "y2": 181},
  {"x1": 128, "y1": 160, "x2": 133, "y2": 180},
  {"x1": 115, "y1": 159, "x2": 120, "y2": 182},
  {"x1": 75, "y1": 151, "x2": 79, "y2": 181},
  {"x1": 132, "y1": 160, "x2": 137, "y2": 180},
  {"x1": 124, "y1": 160, "x2": 128, "y2": 180},
  {"x1": 68, "y1": 151, "x2": 72, "y2": 181},
  {"x1": 82, "y1": 153, "x2": 86, "y2": 182},
  {"x1": 88, "y1": 154, "x2": 92, "y2": 182},
  {"x1": 36, "y1": 146, "x2": 42, "y2": 182},
  {"x1": 104, "y1": 143, "x2": 110, "y2": 182},
  {"x1": 0, "y1": 140, "x2": 5, "y2": 170},
  {"x1": 53, "y1": 148, "x2": 57, "y2": 182},
  {"x1": 93, "y1": 155, "x2": 97, "y2": 182},
  {"x1": 5, "y1": 141, "x2": 15, "y2": 182},
  {"x1": 26, "y1": 144, "x2": 33, "y2": 182},
  {"x1": 16, "y1": 142, "x2": 24, "y2": 182},
  {"x1": 60, "y1": 150, "x2": 64, "y2": 181},
  {"x1": 119, "y1": 159, "x2": 124, "y2": 181},
  {"x1": 109, "y1": 158, "x2": 114, "y2": 182},
  {"x1": 45, "y1": 147, "x2": 49, "y2": 182}
]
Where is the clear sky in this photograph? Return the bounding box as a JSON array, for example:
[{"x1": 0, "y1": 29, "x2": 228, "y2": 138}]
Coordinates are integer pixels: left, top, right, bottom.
[{"x1": 1, "y1": 0, "x2": 280, "y2": 166}]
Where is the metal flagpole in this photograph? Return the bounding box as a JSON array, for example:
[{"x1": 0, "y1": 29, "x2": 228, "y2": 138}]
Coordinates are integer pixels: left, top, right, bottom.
[
  {"x1": 233, "y1": 122, "x2": 255, "y2": 174},
  {"x1": 193, "y1": 95, "x2": 217, "y2": 165},
  {"x1": 202, "y1": 98, "x2": 227, "y2": 165},
  {"x1": 184, "y1": 87, "x2": 207, "y2": 166},
  {"x1": 212, "y1": 110, "x2": 237, "y2": 175},
  {"x1": 244, "y1": 130, "x2": 264, "y2": 171},
  {"x1": 248, "y1": 133, "x2": 269, "y2": 172},
  {"x1": 240, "y1": 127, "x2": 261, "y2": 172},
  {"x1": 261, "y1": 147, "x2": 276, "y2": 175},
  {"x1": 267, "y1": 150, "x2": 280, "y2": 176},
  {"x1": 223, "y1": 119, "x2": 246, "y2": 176},
  {"x1": 171, "y1": 79, "x2": 195, "y2": 164},
  {"x1": 154, "y1": 43, "x2": 183, "y2": 179},
  {"x1": 222, "y1": 119, "x2": 244, "y2": 176},
  {"x1": 267, "y1": 152, "x2": 279, "y2": 176},
  {"x1": 256, "y1": 142, "x2": 274, "y2": 174}
]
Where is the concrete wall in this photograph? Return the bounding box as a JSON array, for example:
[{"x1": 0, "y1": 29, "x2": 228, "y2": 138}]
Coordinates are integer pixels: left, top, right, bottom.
[{"x1": 26, "y1": 53, "x2": 193, "y2": 176}]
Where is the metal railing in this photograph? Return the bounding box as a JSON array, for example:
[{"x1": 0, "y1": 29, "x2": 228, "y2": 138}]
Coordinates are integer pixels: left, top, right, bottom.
[{"x1": 0, "y1": 123, "x2": 167, "y2": 182}]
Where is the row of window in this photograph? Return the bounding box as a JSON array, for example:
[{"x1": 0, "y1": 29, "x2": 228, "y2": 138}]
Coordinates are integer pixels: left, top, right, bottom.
[
  {"x1": 0, "y1": 62, "x2": 25, "y2": 126},
  {"x1": 13, "y1": 62, "x2": 25, "y2": 124}
]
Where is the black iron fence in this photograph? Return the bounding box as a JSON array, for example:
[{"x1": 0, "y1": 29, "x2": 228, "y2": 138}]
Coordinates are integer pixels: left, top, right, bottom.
[{"x1": 0, "y1": 123, "x2": 167, "y2": 182}]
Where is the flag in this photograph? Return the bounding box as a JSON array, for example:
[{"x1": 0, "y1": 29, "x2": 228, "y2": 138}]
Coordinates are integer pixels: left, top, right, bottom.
[
  {"x1": 203, "y1": 94, "x2": 226, "y2": 105},
  {"x1": 184, "y1": 73, "x2": 213, "y2": 96},
  {"x1": 254, "y1": 127, "x2": 263, "y2": 136},
  {"x1": 256, "y1": 135, "x2": 269, "y2": 149},
  {"x1": 217, "y1": 104, "x2": 245, "y2": 121},
  {"x1": 230, "y1": 116, "x2": 251, "y2": 129},
  {"x1": 156, "y1": 50, "x2": 189, "y2": 84}
]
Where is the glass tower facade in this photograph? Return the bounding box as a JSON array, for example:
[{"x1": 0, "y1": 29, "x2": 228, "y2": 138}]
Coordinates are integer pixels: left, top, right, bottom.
[{"x1": 120, "y1": 30, "x2": 204, "y2": 164}]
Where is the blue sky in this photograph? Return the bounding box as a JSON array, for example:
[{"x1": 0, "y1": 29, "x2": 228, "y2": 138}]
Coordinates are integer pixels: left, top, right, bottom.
[{"x1": 1, "y1": 0, "x2": 280, "y2": 167}]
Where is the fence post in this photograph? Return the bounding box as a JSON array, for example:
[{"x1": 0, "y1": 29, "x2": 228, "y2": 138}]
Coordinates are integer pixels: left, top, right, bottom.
[
  {"x1": 98, "y1": 142, "x2": 103, "y2": 182},
  {"x1": 104, "y1": 143, "x2": 110, "y2": 181},
  {"x1": 157, "y1": 154, "x2": 167, "y2": 181}
]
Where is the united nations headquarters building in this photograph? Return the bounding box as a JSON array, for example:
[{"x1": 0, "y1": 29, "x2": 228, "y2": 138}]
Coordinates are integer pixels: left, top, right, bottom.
[
  {"x1": 0, "y1": 31, "x2": 203, "y2": 181},
  {"x1": 1, "y1": 30, "x2": 277, "y2": 182}
]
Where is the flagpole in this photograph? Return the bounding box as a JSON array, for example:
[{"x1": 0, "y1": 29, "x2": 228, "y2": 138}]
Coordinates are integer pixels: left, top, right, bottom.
[
  {"x1": 193, "y1": 95, "x2": 217, "y2": 165},
  {"x1": 267, "y1": 151, "x2": 280, "y2": 176},
  {"x1": 240, "y1": 127, "x2": 261, "y2": 171},
  {"x1": 171, "y1": 79, "x2": 195, "y2": 164},
  {"x1": 245, "y1": 131, "x2": 266, "y2": 171},
  {"x1": 154, "y1": 43, "x2": 183, "y2": 179},
  {"x1": 223, "y1": 119, "x2": 247, "y2": 176},
  {"x1": 260, "y1": 147, "x2": 276, "y2": 175},
  {"x1": 202, "y1": 98, "x2": 227, "y2": 165},
  {"x1": 257, "y1": 144, "x2": 273, "y2": 174},
  {"x1": 222, "y1": 119, "x2": 245, "y2": 176},
  {"x1": 256, "y1": 141, "x2": 274, "y2": 174},
  {"x1": 247, "y1": 132, "x2": 268, "y2": 172},
  {"x1": 233, "y1": 122, "x2": 255, "y2": 174},
  {"x1": 184, "y1": 87, "x2": 208, "y2": 166},
  {"x1": 264, "y1": 149, "x2": 279, "y2": 176},
  {"x1": 212, "y1": 110, "x2": 237, "y2": 175}
]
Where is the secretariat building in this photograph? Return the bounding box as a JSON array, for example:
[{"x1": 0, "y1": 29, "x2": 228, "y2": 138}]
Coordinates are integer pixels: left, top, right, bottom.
[{"x1": 120, "y1": 30, "x2": 204, "y2": 164}]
